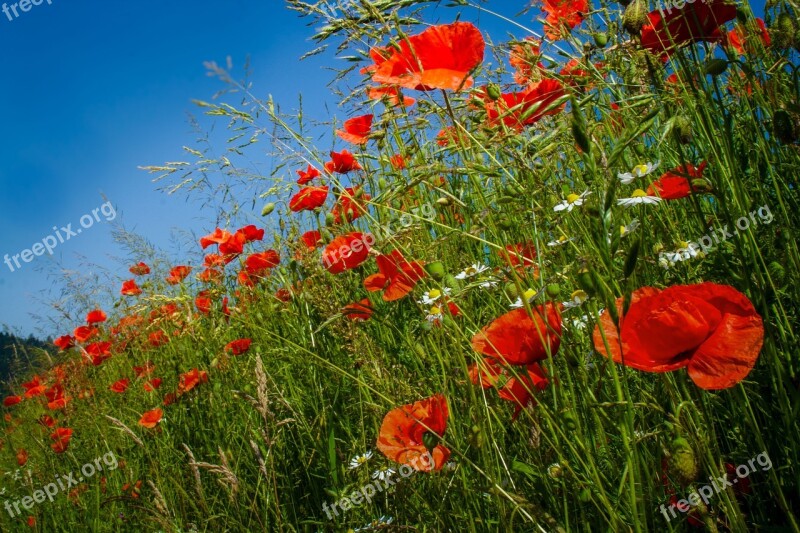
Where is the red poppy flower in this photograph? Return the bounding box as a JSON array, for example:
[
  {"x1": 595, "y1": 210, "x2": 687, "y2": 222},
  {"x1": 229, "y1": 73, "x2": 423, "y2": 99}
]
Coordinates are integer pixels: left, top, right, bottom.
[
  {"x1": 200, "y1": 228, "x2": 233, "y2": 249},
  {"x1": 376, "y1": 394, "x2": 450, "y2": 472},
  {"x1": 86, "y1": 341, "x2": 113, "y2": 366},
  {"x1": 647, "y1": 162, "x2": 707, "y2": 200},
  {"x1": 331, "y1": 187, "x2": 371, "y2": 224},
  {"x1": 369, "y1": 22, "x2": 485, "y2": 91},
  {"x1": 133, "y1": 362, "x2": 155, "y2": 378},
  {"x1": 110, "y1": 378, "x2": 130, "y2": 393},
  {"x1": 236, "y1": 225, "x2": 264, "y2": 243},
  {"x1": 322, "y1": 232, "x2": 372, "y2": 274},
  {"x1": 366, "y1": 85, "x2": 416, "y2": 107},
  {"x1": 336, "y1": 114, "x2": 373, "y2": 145},
  {"x1": 225, "y1": 338, "x2": 252, "y2": 356},
  {"x1": 541, "y1": 0, "x2": 588, "y2": 41},
  {"x1": 3, "y1": 395, "x2": 22, "y2": 407},
  {"x1": 22, "y1": 376, "x2": 44, "y2": 396},
  {"x1": 129, "y1": 262, "x2": 151, "y2": 276},
  {"x1": 300, "y1": 230, "x2": 322, "y2": 250},
  {"x1": 195, "y1": 292, "x2": 212, "y2": 315},
  {"x1": 296, "y1": 164, "x2": 321, "y2": 185},
  {"x1": 38, "y1": 414, "x2": 56, "y2": 427},
  {"x1": 143, "y1": 378, "x2": 162, "y2": 392},
  {"x1": 73, "y1": 325, "x2": 99, "y2": 343},
  {"x1": 342, "y1": 298, "x2": 374, "y2": 321},
  {"x1": 364, "y1": 250, "x2": 426, "y2": 301},
  {"x1": 503, "y1": 242, "x2": 538, "y2": 268},
  {"x1": 54, "y1": 335, "x2": 75, "y2": 351},
  {"x1": 472, "y1": 304, "x2": 562, "y2": 365},
  {"x1": 509, "y1": 37, "x2": 544, "y2": 85},
  {"x1": 641, "y1": 0, "x2": 738, "y2": 55},
  {"x1": 86, "y1": 309, "x2": 107, "y2": 325},
  {"x1": 138, "y1": 408, "x2": 163, "y2": 429},
  {"x1": 178, "y1": 368, "x2": 209, "y2": 394},
  {"x1": 496, "y1": 363, "x2": 549, "y2": 418},
  {"x1": 389, "y1": 154, "x2": 408, "y2": 170},
  {"x1": 593, "y1": 282, "x2": 764, "y2": 389},
  {"x1": 166, "y1": 265, "x2": 192, "y2": 285},
  {"x1": 197, "y1": 268, "x2": 222, "y2": 284},
  {"x1": 121, "y1": 279, "x2": 142, "y2": 296},
  {"x1": 45, "y1": 384, "x2": 67, "y2": 410},
  {"x1": 275, "y1": 288, "x2": 292, "y2": 302},
  {"x1": 245, "y1": 250, "x2": 280, "y2": 275},
  {"x1": 17, "y1": 449, "x2": 28, "y2": 466},
  {"x1": 481, "y1": 78, "x2": 566, "y2": 131},
  {"x1": 289, "y1": 186, "x2": 329, "y2": 212},
  {"x1": 148, "y1": 331, "x2": 169, "y2": 347},
  {"x1": 324, "y1": 150, "x2": 362, "y2": 174},
  {"x1": 50, "y1": 427, "x2": 73, "y2": 453},
  {"x1": 436, "y1": 127, "x2": 462, "y2": 147}
]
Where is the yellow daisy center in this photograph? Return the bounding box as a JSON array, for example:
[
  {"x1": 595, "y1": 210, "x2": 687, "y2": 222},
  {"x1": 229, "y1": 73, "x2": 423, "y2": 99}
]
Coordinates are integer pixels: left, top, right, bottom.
[
  {"x1": 430, "y1": 306, "x2": 442, "y2": 315},
  {"x1": 566, "y1": 193, "x2": 580, "y2": 204},
  {"x1": 570, "y1": 289, "x2": 588, "y2": 302},
  {"x1": 620, "y1": 225, "x2": 627, "y2": 235},
  {"x1": 428, "y1": 289, "x2": 441, "y2": 299},
  {"x1": 465, "y1": 267, "x2": 477, "y2": 276},
  {"x1": 558, "y1": 235, "x2": 568, "y2": 242},
  {"x1": 678, "y1": 240, "x2": 689, "y2": 249},
  {"x1": 631, "y1": 189, "x2": 648, "y2": 198},
  {"x1": 633, "y1": 164, "x2": 648, "y2": 175},
  {"x1": 523, "y1": 288, "x2": 537, "y2": 300}
]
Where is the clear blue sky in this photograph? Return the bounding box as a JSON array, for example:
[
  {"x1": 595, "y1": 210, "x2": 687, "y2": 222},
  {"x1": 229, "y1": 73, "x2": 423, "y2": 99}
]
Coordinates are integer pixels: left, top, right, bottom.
[{"x1": 0, "y1": 0, "x2": 766, "y2": 338}]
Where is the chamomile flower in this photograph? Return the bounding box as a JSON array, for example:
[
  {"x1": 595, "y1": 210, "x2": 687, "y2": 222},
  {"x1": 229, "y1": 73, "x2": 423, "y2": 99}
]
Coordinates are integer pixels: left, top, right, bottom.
[
  {"x1": 617, "y1": 162, "x2": 659, "y2": 184},
  {"x1": 425, "y1": 305, "x2": 444, "y2": 323},
  {"x1": 371, "y1": 467, "x2": 396, "y2": 482},
  {"x1": 620, "y1": 218, "x2": 640, "y2": 237},
  {"x1": 348, "y1": 451, "x2": 373, "y2": 470},
  {"x1": 547, "y1": 235, "x2": 574, "y2": 247},
  {"x1": 510, "y1": 288, "x2": 538, "y2": 309},
  {"x1": 562, "y1": 290, "x2": 588, "y2": 309},
  {"x1": 418, "y1": 287, "x2": 451, "y2": 305},
  {"x1": 569, "y1": 314, "x2": 591, "y2": 329},
  {"x1": 617, "y1": 189, "x2": 661, "y2": 207},
  {"x1": 455, "y1": 263, "x2": 488, "y2": 279},
  {"x1": 479, "y1": 279, "x2": 499, "y2": 289},
  {"x1": 659, "y1": 241, "x2": 702, "y2": 268},
  {"x1": 354, "y1": 516, "x2": 394, "y2": 532},
  {"x1": 553, "y1": 190, "x2": 591, "y2": 212}
]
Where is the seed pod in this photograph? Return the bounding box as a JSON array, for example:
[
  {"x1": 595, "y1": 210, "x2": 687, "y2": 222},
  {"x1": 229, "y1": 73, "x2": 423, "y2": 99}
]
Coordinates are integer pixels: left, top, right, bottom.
[
  {"x1": 593, "y1": 32, "x2": 608, "y2": 47},
  {"x1": 422, "y1": 430, "x2": 440, "y2": 453},
  {"x1": 767, "y1": 261, "x2": 785, "y2": 286},
  {"x1": 443, "y1": 274, "x2": 462, "y2": 290},
  {"x1": 261, "y1": 202, "x2": 275, "y2": 216},
  {"x1": 668, "y1": 437, "x2": 699, "y2": 487},
  {"x1": 674, "y1": 115, "x2": 693, "y2": 144},
  {"x1": 576, "y1": 269, "x2": 595, "y2": 296},
  {"x1": 623, "y1": 0, "x2": 649, "y2": 35},
  {"x1": 425, "y1": 261, "x2": 446, "y2": 281},
  {"x1": 486, "y1": 83, "x2": 502, "y2": 101},
  {"x1": 546, "y1": 283, "x2": 561, "y2": 298},
  {"x1": 414, "y1": 343, "x2": 426, "y2": 357},
  {"x1": 504, "y1": 282, "x2": 520, "y2": 299},
  {"x1": 562, "y1": 410, "x2": 578, "y2": 431},
  {"x1": 325, "y1": 212, "x2": 335, "y2": 225},
  {"x1": 704, "y1": 58, "x2": 729, "y2": 76},
  {"x1": 378, "y1": 177, "x2": 388, "y2": 189}
]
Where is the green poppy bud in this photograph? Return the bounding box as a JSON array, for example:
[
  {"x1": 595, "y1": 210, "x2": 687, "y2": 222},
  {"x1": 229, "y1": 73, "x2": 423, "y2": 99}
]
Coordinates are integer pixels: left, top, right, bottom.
[
  {"x1": 261, "y1": 202, "x2": 275, "y2": 216},
  {"x1": 545, "y1": 283, "x2": 561, "y2": 298},
  {"x1": 425, "y1": 261, "x2": 446, "y2": 281},
  {"x1": 703, "y1": 58, "x2": 729, "y2": 76},
  {"x1": 594, "y1": 32, "x2": 608, "y2": 47},
  {"x1": 486, "y1": 83, "x2": 502, "y2": 101},
  {"x1": 623, "y1": 0, "x2": 649, "y2": 35}
]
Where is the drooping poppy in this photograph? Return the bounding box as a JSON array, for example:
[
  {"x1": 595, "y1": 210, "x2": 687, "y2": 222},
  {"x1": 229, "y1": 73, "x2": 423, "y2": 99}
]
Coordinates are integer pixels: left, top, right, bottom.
[
  {"x1": 225, "y1": 338, "x2": 252, "y2": 356},
  {"x1": 481, "y1": 78, "x2": 566, "y2": 131},
  {"x1": 110, "y1": 378, "x2": 130, "y2": 394},
  {"x1": 296, "y1": 164, "x2": 321, "y2": 185},
  {"x1": 53, "y1": 335, "x2": 75, "y2": 351},
  {"x1": 336, "y1": 114, "x2": 373, "y2": 145},
  {"x1": 50, "y1": 427, "x2": 73, "y2": 453},
  {"x1": 245, "y1": 250, "x2": 280, "y2": 275},
  {"x1": 73, "y1": 326, "x2": 99, "y2": 343},
  {"x1": 376, "y1": 394, "x2": 450, "y2": 472},
  {"x1": 3, "y1": 395, "x2": 22, "y2": 407},
  {"x1": 178, "y1": 368, "x2": 209, "y2": 395},
  {"x1": 389, "y1": 154, "x2": 408, "y2": 170},
  {"x1": 289, "y1": 186, "x2": 329, "y2": 212},
  {"x1": 86, "y1": 309, "x2": 107, "y2": 325},
  {"x1": 324, "y1": 150, "x2": 362, "y2": 174},
  {"x1": 138, "y1": 408, "x2": 163, "y2": 429},
  {"x1": 322, "y1": 232, "x2": 372, "y2": 274},
  {"x1": 331, "y1": 186, "x2": 371, "y2": 224},
  {"x1": 369, "y1": 22, "x2": 485, "y2": 91},
  {"x1": 300, "y1": 230, "x2": 322, "y2": 250},
  {"x1": 121, "y1": 279, "x2": 142, "y2": 296},
  {"x1": 364, "y1": 250, "x2": 426, "y2": 301},
  {"x1": 342, "y1": 298, "x2": 375, "y2": 321},
  {"x1": 472, "y1": 304, "x2": 562, "y2": 365},
  {"x1": 640, "y1": 0, "x2": 738, "y2": 55},
  {"x1": 16, "y1": 448, "x2": 28, "y2": 466},
  {"x1": 129, "y1": 262, "x2": 150, "y2": 276},
  {"x1": 593, "y1": 282, "x2": 764, "y2": 389},
  {"x1": 166, "y1": 265, "x2": 192, "y2": 285},
  {"x1": 195, "y1": 292, "x2": 213, "y2": 315},
  {"x1": 647, "y1": 162, "x2": 707, "y2": 199}
]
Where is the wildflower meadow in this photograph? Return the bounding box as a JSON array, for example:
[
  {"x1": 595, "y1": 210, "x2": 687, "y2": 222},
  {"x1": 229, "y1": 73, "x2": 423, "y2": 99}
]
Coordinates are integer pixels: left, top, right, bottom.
[{"x1": 2, "y1": 0, "x2": 800, "y2": 531}]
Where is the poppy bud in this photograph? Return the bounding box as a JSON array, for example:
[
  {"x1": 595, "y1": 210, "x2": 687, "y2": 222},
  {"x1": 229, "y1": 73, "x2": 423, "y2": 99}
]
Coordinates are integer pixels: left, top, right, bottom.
[
  {"x1": 378, "y1": 177, "x2": 388, "y2": 188},
  {"x1": 497, "y1": 216, "x2": 513, "y2": 230},
  {"x1": 593, "y1": 32, "x2": 608, "y2": 47},
  {"x1": 578, "y1": 487, "x2": 592, "y2": 503},
  {"x1": 422, "y1": 430, "x2": 440, "y2": 453},
  {"x1": 545, "y1": 283, "x2": 561, "y2": 298},
  {"x1": 468, "y1": 425, "x2": 483, "y2": 448},
  {"x1": 424, "y1": 261, "x2": 446, "y2": 281},
  {"x1": 691, "y1": 179, "x2": 713, "y2": 193},
  {"x1": 674, "y1": 115, "x2": 693, "y2": 144},
  {"x1": 668, "y1": 437, "x2": 698, "y2": 487},
  {"x1": 436, "y1": 197, "x2": 452, "y2": 206},
  {"x1": 414, "y1": 343, "x2": 426, "y2": 357},
  {"x1": 443, "y1": 274, "x2": 462, "y2": 290},
  {"x1": 703, "y1": 58, "x2": 729, "y2": 77},
  {"x1": 772, "y1": 110, "x2": 798, "y2": 144},
  {"x1": 571, "y1": 113, "x2": 591, "y2": 154},
  {"x1": 561, "y1": 410, "x2": 578, "y2": 431},
  {"x1": 261, "y1": 202, "x2": 275, "y2": 216},
  {"x1": 768, "y1": 261, "x2": 785, "y2": 287},
  {"x1": 622, "y1": 0, "x2": 648, "y2": 35},
  {"x1": 633, "y1": 144, "x2": 646, "y2": 157},
  {"x1": 504, "y1": 282, "x2": 519, "y2": 299},
  {"x1": 486, "y1": 83, "x2": 502, "y2": 101},
  {"x1": 325, "y1": 212, "x2": 335, "y2": 225}
]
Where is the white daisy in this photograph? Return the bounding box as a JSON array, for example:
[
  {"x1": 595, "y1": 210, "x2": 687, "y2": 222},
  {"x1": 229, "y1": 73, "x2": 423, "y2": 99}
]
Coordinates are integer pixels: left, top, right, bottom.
[
  {"x1": 348, "y1": 451, "x2": 373, "y2": 470},
  {"x1": 617, "y1": 161, "x2": 659, "y2": 184},
  {"x1": 617, "y1": 189, "x2": 662, "y2": 207},
  {"x1": 562, "y1": 290, "x2": 588, "y2": 309},
  {"x1": 354, "y1": 516, "x2": 394, "y2": 532},
  {"x1": 455, "y1": 263, "x2": 489, "y2": 279},
  {"x1": 547, "y1": 235, "x2": 574, "y2": 247},
  {"x1": 425, "y1": 305, "x2": 444, "y2": 323},
  {"x1": 569, "y1": 314, "x2": 591, "y2": 329},
  {"x1": 371, "y1": 467, "x2": 396, "y2": 482},
  {"x1": 553, "y1": 190, "x2": 591, "y2": 212},
  {"x1": 478, "y1": 280, "x2": 499, "y2": 289},
  {"x1": 510, "y1": 288, "x2": 538, "y2": 309},
  {"x1": 418, "y1": 287, "x2": 451, "y2": 305}
]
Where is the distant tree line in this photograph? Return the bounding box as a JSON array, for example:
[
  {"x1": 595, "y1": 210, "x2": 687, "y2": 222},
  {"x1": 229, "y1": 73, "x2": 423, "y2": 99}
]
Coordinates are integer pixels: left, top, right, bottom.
[{"x1": 0, "y1": 332, "x2": 53, "y2": 389}]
